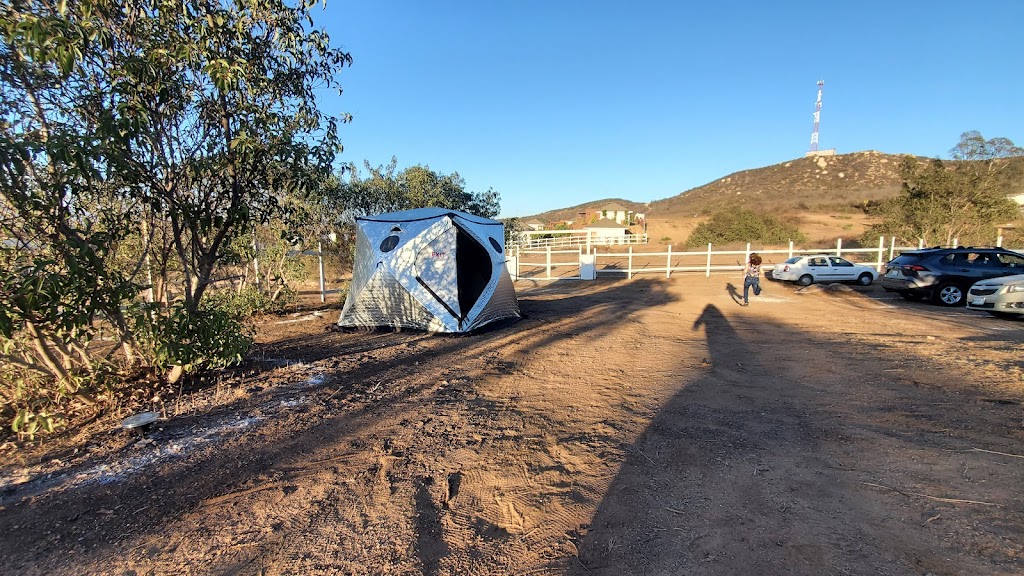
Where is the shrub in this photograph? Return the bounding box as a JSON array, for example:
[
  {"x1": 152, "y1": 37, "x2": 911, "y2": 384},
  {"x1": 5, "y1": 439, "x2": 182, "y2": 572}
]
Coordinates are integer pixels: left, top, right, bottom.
[
  {"x1": 685, "y1": 209, "x2": 807, "y2": 247},
  {"x1": 133, "y1": 300, "x2": 254, "y2": 375},
  {"x1": 205, "y1": 286, "x2": 294, "y2": 317}
]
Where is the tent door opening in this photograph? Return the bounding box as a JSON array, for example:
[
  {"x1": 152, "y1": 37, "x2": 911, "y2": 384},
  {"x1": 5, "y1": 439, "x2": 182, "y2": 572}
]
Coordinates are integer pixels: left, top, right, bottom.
[{"x1": 412, "y1": 221, "x2": 493, "y2": 327}]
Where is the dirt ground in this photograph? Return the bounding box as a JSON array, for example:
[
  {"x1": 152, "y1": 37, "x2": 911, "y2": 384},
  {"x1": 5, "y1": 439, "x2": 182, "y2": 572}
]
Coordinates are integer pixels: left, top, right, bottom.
[{"x1": 1, "y1": 275, "x2": 1023, "y2": 575}]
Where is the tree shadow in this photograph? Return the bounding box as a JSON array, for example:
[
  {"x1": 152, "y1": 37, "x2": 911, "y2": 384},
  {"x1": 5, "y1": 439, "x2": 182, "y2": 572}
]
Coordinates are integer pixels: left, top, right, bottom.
[{"x1": 0, "y1": 279, "x2": 679, "y2": 574}]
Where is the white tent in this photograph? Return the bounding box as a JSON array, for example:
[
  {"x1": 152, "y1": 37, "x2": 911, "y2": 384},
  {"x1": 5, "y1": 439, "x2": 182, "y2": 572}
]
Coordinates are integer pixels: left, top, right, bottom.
[{"x1": 338, "y1": 208, "x2": 521, "y2": 333}]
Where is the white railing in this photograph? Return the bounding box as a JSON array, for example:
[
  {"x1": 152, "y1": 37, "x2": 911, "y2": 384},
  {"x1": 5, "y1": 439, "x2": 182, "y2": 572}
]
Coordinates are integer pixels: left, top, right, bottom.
[
  {"x1": 509, "y1": 229, "x2": 647, "y2": 251},
  {"x1": 510, "y1": 237, "x2": 1024, "y2": 280},
  {"x1": 512, "y1": 246, "x2": 585, "y2": 280}
]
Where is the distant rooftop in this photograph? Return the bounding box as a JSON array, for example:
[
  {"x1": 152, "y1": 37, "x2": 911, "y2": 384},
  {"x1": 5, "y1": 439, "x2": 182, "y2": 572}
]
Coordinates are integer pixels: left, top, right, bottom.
[{"x1": 584, "y1": 218, "x2": 627, "y2": 229}]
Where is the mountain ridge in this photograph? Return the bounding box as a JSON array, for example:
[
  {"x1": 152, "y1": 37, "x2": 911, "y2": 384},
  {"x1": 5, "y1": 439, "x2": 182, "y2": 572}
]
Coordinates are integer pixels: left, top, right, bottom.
[{"x1": 525, "y1": 151, "x2": 1024, "y2": 225}]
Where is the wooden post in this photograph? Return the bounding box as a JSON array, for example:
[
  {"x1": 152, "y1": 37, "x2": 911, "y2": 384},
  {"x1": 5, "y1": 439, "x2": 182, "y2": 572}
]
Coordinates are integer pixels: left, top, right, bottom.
[
  {"x1": 142, "y1": 219, "x2": 154, "y2": 303},
  {"x1": 318, "y1": 241, "x2": 325, "y2": 303},
  {"x1": 666, "y1": 245, "x2": 672, "y2": 278},
  {"x1": 705, "y1": 243, "x2": 712, "y2": 277},
  {"x1": 252, "y1": 236, "x2": 261, "y2": 289},
  {"x1": 628, "y1": 246, "x2": 633, "y2": 279},
  {"x1": 546, "y1": 246, "x2": 552, "y2": 280}
]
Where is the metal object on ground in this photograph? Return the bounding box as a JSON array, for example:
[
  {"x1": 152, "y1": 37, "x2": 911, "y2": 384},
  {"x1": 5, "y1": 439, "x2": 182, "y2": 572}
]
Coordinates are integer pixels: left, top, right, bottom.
[{"x1": 121, "y1": 411, "x2": 160, "y2": 433}]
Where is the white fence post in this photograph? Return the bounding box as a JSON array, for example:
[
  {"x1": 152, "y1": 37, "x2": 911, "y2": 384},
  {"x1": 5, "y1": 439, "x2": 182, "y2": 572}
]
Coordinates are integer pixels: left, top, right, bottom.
[
  {"x1": 745, "y1": 243, "x2": 751, "y2": 267},
  {"x1": 628, "y1": 246, "x2": 633, "y2": 279},
  {"x1": 997, "y1": 233, "x2": 1003, "y2": 248},
  {"x1": 706, "y1": 243, "x2": 712, "y2": 277},
  {"x1": 666, "y1": 245, "x2": 672, "y2": 278},
  {"x1": 876, "y1": 236, "x2": 884, "y2": 271},
  {"x1": 889, "y1": 236, "x2": 896, "y2": 261},
  {"x1": 318, "y1": 241, "x2": 325, "y2": 303},
  {"x1": 836, "y1": 238, "x2": 842, "y2": 257},
  {"x1": 546, "y1": 246, "x2": 552, "y2": 280},
  {"x1": 952, "y1": 237, "x2": 958, "y2": 248},
  {"x1": 918, "y1": 239, "x2": 924, "y2": 249},
  {"x1": 788, "y1": 240, "x2": 794, "y2": 260}
]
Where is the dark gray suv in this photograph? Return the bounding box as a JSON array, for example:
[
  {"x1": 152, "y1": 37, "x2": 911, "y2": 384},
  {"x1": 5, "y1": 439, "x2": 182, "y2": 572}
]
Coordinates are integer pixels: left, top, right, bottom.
[{"x1": 881, "y1": 247, "x2": 1024, "y2": 306}]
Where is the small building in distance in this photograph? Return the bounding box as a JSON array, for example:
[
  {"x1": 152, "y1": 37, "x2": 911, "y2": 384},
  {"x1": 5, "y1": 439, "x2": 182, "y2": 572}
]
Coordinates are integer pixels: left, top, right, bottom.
[
  {"x1": 524, "y1": 218, "x2": 546, "y2": 231},
  {"x1": 595, "y1": 202, "x2": 634, "y2": 225},
  {"x1": 583, "y1": 217, "x2": 628, "y2": 241}
]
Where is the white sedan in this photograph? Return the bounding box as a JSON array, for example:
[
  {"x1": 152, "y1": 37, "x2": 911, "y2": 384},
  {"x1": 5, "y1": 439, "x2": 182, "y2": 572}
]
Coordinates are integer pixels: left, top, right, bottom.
[
  {"x1": 966, "y1": 274, "x2": 1024, "y2": 319},
  {"x1": 771, "y1": 255, "x2": 879, "y2": 286}
]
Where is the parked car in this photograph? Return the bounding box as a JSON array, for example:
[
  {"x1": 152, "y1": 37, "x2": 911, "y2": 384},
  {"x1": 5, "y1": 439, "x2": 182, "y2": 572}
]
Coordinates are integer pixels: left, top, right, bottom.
[
  {"x1": 881, "y1": 247, "x2": 1024, "y2": 306},
  {"x1": 966, "y1": 274, "x2": 1024, "y2": 319},
  {"x1": 771, "y1": 255, "x2": 878, "y2": 286}
]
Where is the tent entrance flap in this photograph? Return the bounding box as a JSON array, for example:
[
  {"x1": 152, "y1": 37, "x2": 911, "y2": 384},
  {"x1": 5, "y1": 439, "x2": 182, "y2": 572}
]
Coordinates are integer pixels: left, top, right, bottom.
[
  {"x1": 413, "y1": 223, "x2": 461, "y2": 320},
  {"x1": 456, "y1": 225, "x2": 492, "y2": 318}
]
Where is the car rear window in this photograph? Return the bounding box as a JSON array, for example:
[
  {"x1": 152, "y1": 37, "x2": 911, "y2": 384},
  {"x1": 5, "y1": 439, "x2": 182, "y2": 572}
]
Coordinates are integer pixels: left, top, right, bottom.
[
  {"x1": 889, "y1": 253, "x2": 925, "y2": 266},
  {"x1": 783, "y1": 257, "x2": 801, "y2": 264}
]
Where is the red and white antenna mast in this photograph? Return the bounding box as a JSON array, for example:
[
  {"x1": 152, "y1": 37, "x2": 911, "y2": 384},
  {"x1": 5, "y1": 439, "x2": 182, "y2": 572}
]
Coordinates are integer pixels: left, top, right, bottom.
[{"x1": 809, "y1": 80, "x2": 824, "y2": 153}]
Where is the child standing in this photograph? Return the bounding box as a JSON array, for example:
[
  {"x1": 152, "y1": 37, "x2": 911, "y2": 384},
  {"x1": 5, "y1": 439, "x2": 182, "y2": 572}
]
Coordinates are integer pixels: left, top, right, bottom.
[{"x1": 741, "y1": 253, "x2": 763, "y2": 306}]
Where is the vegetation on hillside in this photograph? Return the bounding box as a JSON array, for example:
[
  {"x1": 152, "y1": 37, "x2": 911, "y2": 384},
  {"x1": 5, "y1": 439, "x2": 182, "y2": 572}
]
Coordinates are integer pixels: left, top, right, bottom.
[
  {"x1": 684, "y1": 209, "x2": 806, "y2": 247},
  {"x1": 865, "y1": 133, "x2": 1023, "y2": 247}
]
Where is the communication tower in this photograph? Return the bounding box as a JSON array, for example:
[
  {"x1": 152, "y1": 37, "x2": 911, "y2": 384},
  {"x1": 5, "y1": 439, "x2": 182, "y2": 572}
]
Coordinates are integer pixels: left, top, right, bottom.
[{"x1": 809, "y1": 80, "x2": 823, "y2": 153}]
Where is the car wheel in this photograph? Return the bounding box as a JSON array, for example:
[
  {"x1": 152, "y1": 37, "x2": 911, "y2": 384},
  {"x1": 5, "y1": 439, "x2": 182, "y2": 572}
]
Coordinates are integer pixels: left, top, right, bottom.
[
  {"x1": 934, "y1": 282, "x2": 965, "y2": 306},
  {"x1": 797, "y1": 274, "x2": 813, "y2": 286},
  {"x1": 856, "y1": 273, "x2": 873, "y2": 286},
  {"x1": 899, "y1": 291, "x2": 924, "y2": 301},
  {"x1": 988, "y1": 311, "x2": 1019, "y2": 320}
]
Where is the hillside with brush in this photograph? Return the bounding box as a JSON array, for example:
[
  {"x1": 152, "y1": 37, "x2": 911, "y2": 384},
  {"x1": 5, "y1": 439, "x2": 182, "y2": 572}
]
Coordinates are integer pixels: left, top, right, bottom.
[
  {"x1": 648, "y1": 151, "x2": 917, "y2": 217},
  {"x1": 525, "y1": 151, "x2": 1024, "y2": 224},
  {"x1": 522, "y1": 150, "x2": 1024, "y2": 247}
]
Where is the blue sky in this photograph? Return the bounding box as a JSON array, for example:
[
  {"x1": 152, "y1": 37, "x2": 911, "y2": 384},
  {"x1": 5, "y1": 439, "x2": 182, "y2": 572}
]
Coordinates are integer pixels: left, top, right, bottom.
[{"x1": 317, "y1": 1, "x2": 1024, "y2": 217}]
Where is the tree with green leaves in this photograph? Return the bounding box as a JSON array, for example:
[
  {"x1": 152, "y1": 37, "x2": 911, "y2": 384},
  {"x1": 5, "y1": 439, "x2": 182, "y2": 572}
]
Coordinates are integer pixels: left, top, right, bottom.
[
  {"x1": 1, "y1": 0, "x2": 352, "y2": 437},
  {"x1": 866, "y1": 155, "x2": 1019, "y2": 247},
  {"x1": 949, "y1": 131, "x2": 1024, "y2": 160},
  {"x1": 334, "y1": 157, "x2": 501, "y2": 220}
]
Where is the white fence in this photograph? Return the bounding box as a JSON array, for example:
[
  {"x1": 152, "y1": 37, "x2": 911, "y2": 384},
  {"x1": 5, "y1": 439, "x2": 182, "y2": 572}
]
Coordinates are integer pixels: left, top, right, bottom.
[
  {"x1": 510, "y1": 229, "x2": 647, "y2": 251},
  {"x1": 510, "y1": 237, "x2": 1024, "y2": 281}
]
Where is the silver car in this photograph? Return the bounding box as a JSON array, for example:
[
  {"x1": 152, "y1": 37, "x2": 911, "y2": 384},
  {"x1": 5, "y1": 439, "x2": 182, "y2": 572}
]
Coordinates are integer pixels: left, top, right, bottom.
[{"x1": 966, "y1": 274, "x2": 1024, "y2": 319}]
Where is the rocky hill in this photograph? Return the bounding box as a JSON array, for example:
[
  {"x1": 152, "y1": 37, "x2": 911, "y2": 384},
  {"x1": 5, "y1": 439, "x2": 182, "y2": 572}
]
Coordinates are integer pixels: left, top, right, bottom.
[
  {"x1": 649, "y1": 151, "x2": 914, "y2": 217},
  {"x1": 526, "y1": 151, "x2": 1024, "y2": 224}
]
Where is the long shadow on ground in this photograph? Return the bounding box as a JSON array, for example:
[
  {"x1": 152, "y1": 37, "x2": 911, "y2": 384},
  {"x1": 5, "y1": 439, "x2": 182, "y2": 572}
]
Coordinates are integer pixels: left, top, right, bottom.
[{"x1": 568, "y1": 303, "x2": 1024, "y2": 576}]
